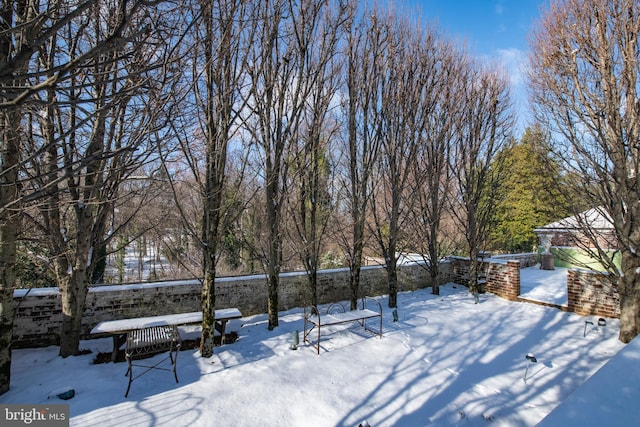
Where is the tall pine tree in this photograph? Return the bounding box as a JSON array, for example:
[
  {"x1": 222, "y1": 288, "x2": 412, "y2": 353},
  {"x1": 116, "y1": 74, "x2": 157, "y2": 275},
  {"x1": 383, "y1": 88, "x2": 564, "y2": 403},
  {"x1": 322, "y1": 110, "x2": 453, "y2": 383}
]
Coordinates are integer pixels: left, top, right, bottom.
[{"x1": 491, "y1": 125, "x2": 571, "y2": 252}]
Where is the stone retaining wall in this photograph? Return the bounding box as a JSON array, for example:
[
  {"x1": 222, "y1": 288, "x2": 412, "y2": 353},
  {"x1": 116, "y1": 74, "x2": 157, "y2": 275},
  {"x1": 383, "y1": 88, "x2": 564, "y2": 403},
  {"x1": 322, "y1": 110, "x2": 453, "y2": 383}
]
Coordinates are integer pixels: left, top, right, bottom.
[
  {"x1": 12, "y1": 262, "x2": 450, "y2": 348},
  {"x1": 12, "y1": 255, "x2": 623, "y2": 349}
]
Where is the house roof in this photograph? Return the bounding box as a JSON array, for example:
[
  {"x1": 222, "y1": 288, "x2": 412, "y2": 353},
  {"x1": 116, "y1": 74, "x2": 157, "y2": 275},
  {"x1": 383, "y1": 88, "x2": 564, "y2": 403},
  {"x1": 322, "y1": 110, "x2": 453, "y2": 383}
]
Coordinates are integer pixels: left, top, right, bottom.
[{"x1": 534, "y1": 207, "x2": 614, "y2": 233}]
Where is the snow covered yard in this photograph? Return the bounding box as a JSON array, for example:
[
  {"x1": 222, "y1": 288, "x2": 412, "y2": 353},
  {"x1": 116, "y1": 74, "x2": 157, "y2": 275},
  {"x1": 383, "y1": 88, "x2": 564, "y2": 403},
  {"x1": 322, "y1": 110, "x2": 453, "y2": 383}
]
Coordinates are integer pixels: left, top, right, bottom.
[{"x1": 1, "y1": 284, "x2": 626, "y2": 426}]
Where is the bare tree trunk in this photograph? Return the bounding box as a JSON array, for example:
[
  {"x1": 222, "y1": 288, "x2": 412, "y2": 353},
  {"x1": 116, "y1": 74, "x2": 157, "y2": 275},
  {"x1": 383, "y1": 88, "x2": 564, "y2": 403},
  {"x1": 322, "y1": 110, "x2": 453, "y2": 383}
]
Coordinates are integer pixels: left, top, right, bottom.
[
  {"x1": 428, "y1": 235, "x2": 440, "y2": 295},
  {"x1": 349, "y1": 233, "x2": 364, "y2": 309},
  {"x1": 59, "y1": 211, "x2": 93, "y2": 356},
  {"x1": 0, "y1": 0, "x2": 32, "y2": 395},
  {"x1": 58, "y1": 98, "x2": 107, "y2": 355},
  {"x1": 265, "y1": 169, "x2": 281, "y2": 329},
  {"x1": 346, "y1": 85, "x2": 366, "y2": 310},
  {"x1": 179, "y1": 0, "x2": 250, "y2": 353},
  {"x1": 466, "y1": 211, "x2": 479, "y2": 295},
  {"x1": 199, "y1": 0, "x2": 218, "y2": 359},
  {"x1": 0, "y1": 111, "x2": 20, "y2": 394},
  {"x1": 246, "y1": 0, "x2": 286, "y2": 330},
  {"x1": 619, "y1": 247, "x2": 640, "y2": 342}
]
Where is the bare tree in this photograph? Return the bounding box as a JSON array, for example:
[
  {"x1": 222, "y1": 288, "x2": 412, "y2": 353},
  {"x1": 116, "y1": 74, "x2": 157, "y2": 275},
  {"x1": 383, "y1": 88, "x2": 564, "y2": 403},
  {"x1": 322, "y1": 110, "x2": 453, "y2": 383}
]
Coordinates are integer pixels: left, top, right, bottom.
[
  {"x1": 339, "y1": 9, "x2": 385, "y2": 310},
  {"x1": 528, "y1": 0, "x2": 640, "y2": 342},
  {"x1": 0, "y1": 0, "x2": 176, "y2": 392},
  {"x1": 368, "y1": 12, "x2": 435, "y2": 308},
  {"x1": 243, "y1": 0, "x2": 332, "y2": 329},
  {"x1": 0, "y1": 89, "x2": 19, "y2": 397},
  {"x1": 285, "y1": 2, "x2": 347, "y2": 307},
  {"x1": 18, "y1": 0, "x2": 182, "y2": 357},
  {"x1": 408, "y1": 37, "x2": 463, "y2": 296},
  {"x1": 0, "y1": 0, "x2": 31, "y2": 396},
  {"x1": 450, "y1": 58, "x2": 514, "y2": 299},
  {"x1": 194, "y1": 0, "x2": 251, "y2": 357}
]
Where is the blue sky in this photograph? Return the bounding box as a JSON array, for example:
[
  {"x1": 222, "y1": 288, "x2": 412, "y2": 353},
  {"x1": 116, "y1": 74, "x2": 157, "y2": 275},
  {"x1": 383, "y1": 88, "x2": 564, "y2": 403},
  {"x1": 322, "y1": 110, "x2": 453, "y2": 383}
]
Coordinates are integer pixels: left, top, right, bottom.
[
  {"x1": 409, "y1": 0, "x2": 546, "y2": 54},
  {"x1": 391, "y1": 0, "x2": 551, "y2": 135}
]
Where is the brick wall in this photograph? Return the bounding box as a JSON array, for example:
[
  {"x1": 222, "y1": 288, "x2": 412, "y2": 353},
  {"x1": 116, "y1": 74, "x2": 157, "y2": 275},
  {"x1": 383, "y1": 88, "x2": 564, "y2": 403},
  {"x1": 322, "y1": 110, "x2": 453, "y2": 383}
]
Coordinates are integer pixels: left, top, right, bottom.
[
  {"x1": 485, "y1": 260, "x2": 521, "y2": 301},
  {"x1": 12, "y1": 262, "x2": 450, "y2": 348},
  {"x1": 450, "y1": 254, "x2": 535, "y2": 301},
  {"x1": 491, "y1": 253, "x2": 538, "y2": 268},
  {"x1": 566, "y1": 269, "x2": 620, "y2": 318},
  {"x1": 450, "y1": 255, "x2": 621, "y2": 316}
]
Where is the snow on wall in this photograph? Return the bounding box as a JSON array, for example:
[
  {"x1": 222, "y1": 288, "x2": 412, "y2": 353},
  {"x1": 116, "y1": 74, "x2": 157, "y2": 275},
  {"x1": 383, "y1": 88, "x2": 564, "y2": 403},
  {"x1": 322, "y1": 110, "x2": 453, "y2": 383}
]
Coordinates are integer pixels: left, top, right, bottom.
[
  {"x1": 12, "y1": 255, "x2": 619, "y2": 348},
  {"x1": 11, "y1": 262, "x2": 449, "y2": 348}
]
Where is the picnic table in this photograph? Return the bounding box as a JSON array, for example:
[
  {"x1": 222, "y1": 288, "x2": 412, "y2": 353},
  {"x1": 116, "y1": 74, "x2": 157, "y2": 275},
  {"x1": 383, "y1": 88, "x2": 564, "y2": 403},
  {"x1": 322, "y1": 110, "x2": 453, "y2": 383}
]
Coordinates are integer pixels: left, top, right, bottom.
[
  {"x1": 90, "y1": 308, "x2": 242, "y2": 397},
  {"x1": 90, "y1": 308, "x2": 243, "y2": 362}
]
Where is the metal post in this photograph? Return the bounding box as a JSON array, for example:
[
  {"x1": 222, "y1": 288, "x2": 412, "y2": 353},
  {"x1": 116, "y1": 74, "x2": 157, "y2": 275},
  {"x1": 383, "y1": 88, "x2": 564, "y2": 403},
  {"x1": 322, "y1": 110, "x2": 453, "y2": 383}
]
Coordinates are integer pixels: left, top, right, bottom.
[
  {"x1": 584, "y1": 320, "x2": 593, "y2": 337},
  {"x1": 523, "y1": 353, "x2": 537, "y2": 383}
]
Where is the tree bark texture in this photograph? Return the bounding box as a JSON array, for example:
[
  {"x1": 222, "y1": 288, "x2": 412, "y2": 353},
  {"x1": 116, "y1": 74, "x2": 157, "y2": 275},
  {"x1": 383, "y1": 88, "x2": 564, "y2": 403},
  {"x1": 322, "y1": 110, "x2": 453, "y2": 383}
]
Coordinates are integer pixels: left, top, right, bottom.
[{"x1": 0, "y1": 111, "x2": 20, "y2": 394}]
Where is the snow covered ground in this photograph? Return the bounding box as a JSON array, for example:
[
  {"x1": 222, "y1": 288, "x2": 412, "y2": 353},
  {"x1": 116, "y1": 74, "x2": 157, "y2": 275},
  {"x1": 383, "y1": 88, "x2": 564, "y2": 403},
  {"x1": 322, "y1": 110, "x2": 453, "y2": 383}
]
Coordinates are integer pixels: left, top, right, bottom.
[
  {"x1": 519, "y1": 266, "x2": 569, "y2": 307},
  {"x1": 1, "y1": 279, "x2": 631, "y2": 427}
]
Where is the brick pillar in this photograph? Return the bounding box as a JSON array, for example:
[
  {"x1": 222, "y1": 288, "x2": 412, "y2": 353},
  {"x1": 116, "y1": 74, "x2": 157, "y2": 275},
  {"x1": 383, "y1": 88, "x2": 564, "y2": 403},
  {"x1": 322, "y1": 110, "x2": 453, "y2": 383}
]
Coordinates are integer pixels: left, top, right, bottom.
[
  {"x1": 504, "y1": 260, "x2": 521, "y2": 301},
  {"x1": 566, "y1": 269, "x2": 577, "y2": 313}
]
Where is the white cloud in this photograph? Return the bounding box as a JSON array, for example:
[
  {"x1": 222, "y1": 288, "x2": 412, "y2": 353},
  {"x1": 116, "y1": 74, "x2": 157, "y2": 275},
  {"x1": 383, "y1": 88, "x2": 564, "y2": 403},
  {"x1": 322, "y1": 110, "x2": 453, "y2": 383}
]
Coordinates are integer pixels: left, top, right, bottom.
[
  {"x1": 497, "y1": 47, "x2": 526, "y2": 86},
  {"x1": 495, "y1": 47, "x2": 532, "y2": 132}
]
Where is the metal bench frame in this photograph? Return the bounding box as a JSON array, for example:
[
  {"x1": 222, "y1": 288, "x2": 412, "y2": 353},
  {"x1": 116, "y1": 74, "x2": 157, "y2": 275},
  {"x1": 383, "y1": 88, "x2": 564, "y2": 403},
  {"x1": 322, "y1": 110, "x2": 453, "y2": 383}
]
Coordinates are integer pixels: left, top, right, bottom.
[
  {"x1": 303, "y1": 296, "x2": 383, "y2": 354},
  {"x1": 124, "y1": 325, "x2": 181, "y2": 397}
]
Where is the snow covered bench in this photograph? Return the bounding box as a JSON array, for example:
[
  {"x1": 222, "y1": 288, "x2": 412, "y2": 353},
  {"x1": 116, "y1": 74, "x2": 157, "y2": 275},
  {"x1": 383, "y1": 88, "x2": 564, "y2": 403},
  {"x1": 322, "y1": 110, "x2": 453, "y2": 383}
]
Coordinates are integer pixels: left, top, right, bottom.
[{"x1": 303, "y1": 297, "x2": 382, "y2": 354}]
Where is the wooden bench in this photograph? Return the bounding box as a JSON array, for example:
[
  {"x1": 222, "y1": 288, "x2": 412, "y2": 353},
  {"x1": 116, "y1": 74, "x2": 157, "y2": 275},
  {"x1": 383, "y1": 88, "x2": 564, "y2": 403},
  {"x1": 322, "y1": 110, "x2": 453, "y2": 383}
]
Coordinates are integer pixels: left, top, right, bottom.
[
  {"x1": 90, "y1": 308, "x2": 242, "y2": 397},
  {"x1": 303, "y1": 297, "x2": 382, "y2": 354}
]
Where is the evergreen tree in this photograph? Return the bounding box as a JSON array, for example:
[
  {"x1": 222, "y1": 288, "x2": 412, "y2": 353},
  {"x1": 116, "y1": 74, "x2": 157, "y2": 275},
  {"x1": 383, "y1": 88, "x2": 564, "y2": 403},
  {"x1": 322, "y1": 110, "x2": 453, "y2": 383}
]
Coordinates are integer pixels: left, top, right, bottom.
[{"x1": 491, "y1": 125, "x2": 571, "y2": 252}]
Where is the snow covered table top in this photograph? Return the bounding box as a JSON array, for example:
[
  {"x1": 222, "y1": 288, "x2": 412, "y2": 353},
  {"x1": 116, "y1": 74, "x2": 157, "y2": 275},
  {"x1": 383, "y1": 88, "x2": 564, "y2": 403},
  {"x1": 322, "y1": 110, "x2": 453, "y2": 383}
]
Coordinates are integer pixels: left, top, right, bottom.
[
  {"x1": 91, "y1": 308, "x2": 242, "y2": 334},
  {"x1": 306, "y1": 309, "x2": 381, "y2": 326}
]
